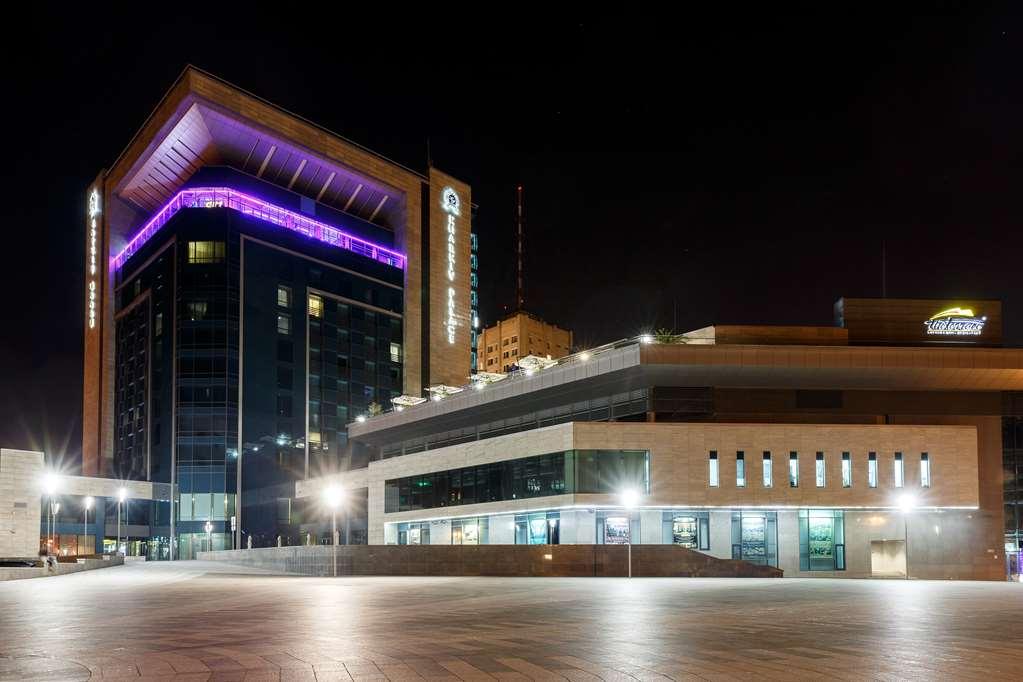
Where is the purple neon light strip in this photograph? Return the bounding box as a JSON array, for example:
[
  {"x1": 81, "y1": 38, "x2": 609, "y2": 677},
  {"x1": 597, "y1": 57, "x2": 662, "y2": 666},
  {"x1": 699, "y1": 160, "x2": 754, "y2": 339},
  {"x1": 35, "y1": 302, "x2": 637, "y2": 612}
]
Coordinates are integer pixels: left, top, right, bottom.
[{"x1": 110, "y1": 187, "x2": 405, "y2": 271}]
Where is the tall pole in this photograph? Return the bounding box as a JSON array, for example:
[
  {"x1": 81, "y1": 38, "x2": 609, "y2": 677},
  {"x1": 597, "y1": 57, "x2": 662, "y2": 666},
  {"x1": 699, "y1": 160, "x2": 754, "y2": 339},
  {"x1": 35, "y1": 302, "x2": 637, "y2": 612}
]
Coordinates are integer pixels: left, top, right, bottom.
[
  {"x1": 117, "y1": 501, "x2": 121, "y2": 556},
  {"x1": 627, "y1": 528, "x2": 632, "y2": 579},
  {"x1": 332, "y1": 509, "x2": 337, "y2": 578},
  {"x1": 904, "y1": 512, "x2": 909, "y2": 580},
  {"x1": 516, "y1": 185, "x2": 524, "y2": 311}
]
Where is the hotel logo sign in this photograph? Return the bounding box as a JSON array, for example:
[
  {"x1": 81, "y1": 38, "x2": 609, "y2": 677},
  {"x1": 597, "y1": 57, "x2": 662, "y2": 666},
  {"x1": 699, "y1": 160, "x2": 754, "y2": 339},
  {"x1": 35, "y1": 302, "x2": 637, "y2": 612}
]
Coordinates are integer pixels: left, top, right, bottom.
[
  {"x1": 441, "y1": 186, "x2": 460, "y2": 344},
  {"x1": 87, "y1": 188, "x2": 101, "y2": 330},
  {"x1": 924, "y1": 307, "x2": 986, "y2": 336}
]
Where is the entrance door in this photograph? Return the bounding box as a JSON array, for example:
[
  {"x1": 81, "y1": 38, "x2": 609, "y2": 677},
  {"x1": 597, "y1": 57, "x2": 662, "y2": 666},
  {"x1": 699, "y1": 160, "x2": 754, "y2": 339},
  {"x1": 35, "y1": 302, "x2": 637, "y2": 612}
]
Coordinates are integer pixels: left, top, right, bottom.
[{"x1": 870, "y1": 539, "x2": 907, "y2": 577}]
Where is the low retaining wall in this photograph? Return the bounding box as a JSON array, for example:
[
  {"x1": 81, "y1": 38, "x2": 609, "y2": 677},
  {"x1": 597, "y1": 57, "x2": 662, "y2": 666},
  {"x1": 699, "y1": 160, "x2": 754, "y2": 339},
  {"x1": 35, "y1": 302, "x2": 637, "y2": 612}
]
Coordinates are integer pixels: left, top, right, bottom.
[
  {"x1": 0, "y1": 555, "x2": 124, "y2": 581},
  {"x1": 198, "y1": 544, "x2": 782, "y2": 578}
]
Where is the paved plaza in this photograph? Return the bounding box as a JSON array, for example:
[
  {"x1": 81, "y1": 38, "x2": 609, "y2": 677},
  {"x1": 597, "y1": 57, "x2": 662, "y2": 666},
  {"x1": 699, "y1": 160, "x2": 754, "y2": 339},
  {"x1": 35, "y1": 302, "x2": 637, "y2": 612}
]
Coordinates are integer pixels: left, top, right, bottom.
[{"x1": 1, "y1": 562, "x2": 1021, "y2": 681}]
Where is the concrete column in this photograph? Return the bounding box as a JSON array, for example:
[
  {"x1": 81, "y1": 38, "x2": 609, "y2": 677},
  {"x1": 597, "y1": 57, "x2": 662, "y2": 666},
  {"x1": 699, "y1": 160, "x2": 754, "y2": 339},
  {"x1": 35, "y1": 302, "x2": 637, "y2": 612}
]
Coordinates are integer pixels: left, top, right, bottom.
[
  {"x1": 708, "y1": 511, "x2": 732, "y2": 559},
  {"x1": 489, "y1": 514, "x2": 515, "y2": 544},
  {"x1": 429, "y1": 520, "x2": 451, "y2": 545},
  {"x1": 777, "y1": 511, "x2": 800, "y2": 574},
  {"x1": 640, "y1": 510, "x2": 663, "y2": 544}
]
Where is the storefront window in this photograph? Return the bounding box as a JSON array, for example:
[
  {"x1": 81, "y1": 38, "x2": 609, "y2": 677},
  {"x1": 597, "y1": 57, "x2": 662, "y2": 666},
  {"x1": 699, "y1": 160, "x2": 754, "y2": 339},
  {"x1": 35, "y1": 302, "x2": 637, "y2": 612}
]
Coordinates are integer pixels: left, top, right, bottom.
[
  {"x1": 514, "y1": 512, "x2": 559, "y2": 545},
  {"x1": 799, "y1": 509, "x2": 846, "y2": 571},
  {"x1": 603, "y1": 515, "x2": 630, "y2": 544},
  {"x1": 662, "y1": 511, "x2": 710, "y2": 550},
  {"x1": 730, "y1": 511, "x2": 778, "y2": 566}
]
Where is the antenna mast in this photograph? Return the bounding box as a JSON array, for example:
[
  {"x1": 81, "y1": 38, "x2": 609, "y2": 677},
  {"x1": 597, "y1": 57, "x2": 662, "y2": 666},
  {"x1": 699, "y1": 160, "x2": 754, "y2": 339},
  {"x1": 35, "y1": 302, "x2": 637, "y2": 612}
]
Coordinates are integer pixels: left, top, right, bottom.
[{"x1": 516, "y1": 185, "x2": 525, "y2": 311}]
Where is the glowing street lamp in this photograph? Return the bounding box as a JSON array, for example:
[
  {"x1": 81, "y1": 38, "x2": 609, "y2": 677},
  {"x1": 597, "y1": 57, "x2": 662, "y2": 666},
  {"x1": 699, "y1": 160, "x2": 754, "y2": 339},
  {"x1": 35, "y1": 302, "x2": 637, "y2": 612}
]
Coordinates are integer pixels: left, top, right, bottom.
[
  {"x1": 898, "y1": 493, "x2": 917, "y2": 580},
  {"x1": 204, "y1": 520, "x2": 213, "y2": 553},
  {"x1": 324, "y1": 486, "x2": 345, "y2": 577},
  {"x1": 620, "y1": 489, "x2": 640, "y2": 578}
]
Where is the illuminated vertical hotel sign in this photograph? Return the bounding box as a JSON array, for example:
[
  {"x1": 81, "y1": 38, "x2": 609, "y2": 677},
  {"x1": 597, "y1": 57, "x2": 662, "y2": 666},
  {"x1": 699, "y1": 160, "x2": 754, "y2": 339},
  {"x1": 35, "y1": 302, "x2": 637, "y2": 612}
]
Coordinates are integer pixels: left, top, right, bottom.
[
  {"x1": 441, "y1": 186, "x2": 460, "y2": 344},
  {"x1": 87, "y1": 188, "x2": 101, "y2": 329}
]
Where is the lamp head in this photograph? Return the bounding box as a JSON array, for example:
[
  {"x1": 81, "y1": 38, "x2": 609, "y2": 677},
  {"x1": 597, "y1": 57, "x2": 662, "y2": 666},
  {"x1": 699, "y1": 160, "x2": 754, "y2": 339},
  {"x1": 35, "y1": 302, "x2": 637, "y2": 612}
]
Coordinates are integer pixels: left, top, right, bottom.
[
  {"x1": 117, "y1": 487, "x2": 127, "y2": 503},
  {"x1": 620, "y1": 488, "x2": 640, "y2": 510},
  {"x1": 43, "y1": 473, "x2": 58, "y2": 496},
  {"x1": 897, "y1": 493, "x2": 917, "y2": 513},
  {"x1": 84, "y1": 496, "x2": 94, "y2": 510},
  {"x1": 324, "y1": 485, "x2": 344, "y2": 509}
]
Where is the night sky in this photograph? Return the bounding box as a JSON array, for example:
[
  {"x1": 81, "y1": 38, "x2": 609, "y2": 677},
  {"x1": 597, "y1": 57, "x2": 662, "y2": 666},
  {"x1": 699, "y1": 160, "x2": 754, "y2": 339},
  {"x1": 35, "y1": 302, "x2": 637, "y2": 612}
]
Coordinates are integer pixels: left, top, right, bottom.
[{"x1": 4, "y1": 8, "x2": 1022, "y2": 462}]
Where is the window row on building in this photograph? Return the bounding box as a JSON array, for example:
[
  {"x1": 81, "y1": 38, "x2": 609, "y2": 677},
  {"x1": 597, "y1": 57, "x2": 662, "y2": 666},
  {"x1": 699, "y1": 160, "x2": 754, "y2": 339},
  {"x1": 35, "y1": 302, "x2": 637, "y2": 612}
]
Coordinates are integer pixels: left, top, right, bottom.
[
  {"x1": 384, "y1": 449, "x2": 650, "y2": 513},
  {"x1": 392, "y1": 508, "x2": 847, "y2": 572},
  {"x1": 708, "y1": 450, "x2": 931, "y2": 489}
]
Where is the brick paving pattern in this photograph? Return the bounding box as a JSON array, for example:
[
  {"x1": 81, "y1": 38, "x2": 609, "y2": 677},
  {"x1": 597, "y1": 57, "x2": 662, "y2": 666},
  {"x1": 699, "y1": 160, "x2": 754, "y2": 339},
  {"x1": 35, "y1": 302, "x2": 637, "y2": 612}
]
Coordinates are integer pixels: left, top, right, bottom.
[{"x1": 0, "y1": 561, "x2": 1021, "y2": 680}]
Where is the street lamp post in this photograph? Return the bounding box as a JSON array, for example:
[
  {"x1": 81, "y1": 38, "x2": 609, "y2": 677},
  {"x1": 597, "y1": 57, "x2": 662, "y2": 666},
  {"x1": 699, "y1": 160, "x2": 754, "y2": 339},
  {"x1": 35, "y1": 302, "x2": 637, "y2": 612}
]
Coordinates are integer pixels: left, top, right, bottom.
[
  {"x1": 204, "y1": 521, "x2": 213, "y2": 553},
  {"x1": 324, "y1": 486, "x2": 344, "y2": 577},
  {"x1": 117, "y1": 487, "x2": 127, "y2": 556},
  {"x1": 43, "y1": 473, "x2": 58, "y2": 555},
  {"x1": 898, "y1": 493, "x2": 917, "y2": 580},
  {"x1": 84, "y1": 497, "x2": 94, "y2": 556},
  {"x1": 50, "y1": 502, "x2": 61, "y2": 554},
  {"x1": 620, "y1": 489, "x2": 639, "y2": 578}
]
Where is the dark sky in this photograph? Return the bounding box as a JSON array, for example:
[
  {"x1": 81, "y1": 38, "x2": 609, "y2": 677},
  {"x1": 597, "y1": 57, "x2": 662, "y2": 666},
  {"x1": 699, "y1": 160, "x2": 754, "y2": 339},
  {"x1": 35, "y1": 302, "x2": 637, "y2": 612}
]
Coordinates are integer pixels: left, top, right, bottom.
[{"x1": 3, "y1": 7, "x2": 1022, "y2": 461}]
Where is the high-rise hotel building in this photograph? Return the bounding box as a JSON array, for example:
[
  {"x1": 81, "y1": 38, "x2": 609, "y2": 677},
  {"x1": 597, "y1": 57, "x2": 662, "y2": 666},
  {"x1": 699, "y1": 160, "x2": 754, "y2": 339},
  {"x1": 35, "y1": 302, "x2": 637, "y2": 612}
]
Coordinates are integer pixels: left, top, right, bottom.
[{"x1": 83, "y1": 67, "x2": 476, "y2": 558}]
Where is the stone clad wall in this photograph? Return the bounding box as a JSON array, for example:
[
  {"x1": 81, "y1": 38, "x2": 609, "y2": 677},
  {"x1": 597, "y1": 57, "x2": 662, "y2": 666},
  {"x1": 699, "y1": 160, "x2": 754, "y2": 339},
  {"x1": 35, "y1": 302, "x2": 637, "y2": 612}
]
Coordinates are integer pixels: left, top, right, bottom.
[
  {"x1": 0, "y1": 449, "x2": 44, "y2": 558},
  {"x1": 198, "y1": 544, "x2": 782, "y2": 578}
]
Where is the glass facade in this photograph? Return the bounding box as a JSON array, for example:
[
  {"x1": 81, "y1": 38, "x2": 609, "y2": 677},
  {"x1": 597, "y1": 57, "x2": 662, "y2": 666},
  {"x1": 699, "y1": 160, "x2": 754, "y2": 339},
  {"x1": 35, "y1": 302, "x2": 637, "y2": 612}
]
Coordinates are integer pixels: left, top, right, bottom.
[
  {"x1": 384, "y1": 449, "x2": 650, "y2": 513},
  {"x1": 799, "y1": 509, "x2": 846, "y2": 571},
  {"x1": 1004, "y1": 416, "x2": 1023, "y2": 570},
  {"x1": 113, "y1": 168, "x2": 402, "y2": 557}
]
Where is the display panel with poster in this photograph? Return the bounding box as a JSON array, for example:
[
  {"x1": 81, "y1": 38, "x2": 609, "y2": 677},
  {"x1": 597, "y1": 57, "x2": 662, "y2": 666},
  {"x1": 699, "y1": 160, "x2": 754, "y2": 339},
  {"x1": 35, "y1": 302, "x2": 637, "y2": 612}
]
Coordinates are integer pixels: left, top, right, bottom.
[
  {"x1": 604, "y1": 516, "x2": 631, "y2": 544},
  {"x1": 672, "y1": 517, "x2": 698, "y2": 548}
]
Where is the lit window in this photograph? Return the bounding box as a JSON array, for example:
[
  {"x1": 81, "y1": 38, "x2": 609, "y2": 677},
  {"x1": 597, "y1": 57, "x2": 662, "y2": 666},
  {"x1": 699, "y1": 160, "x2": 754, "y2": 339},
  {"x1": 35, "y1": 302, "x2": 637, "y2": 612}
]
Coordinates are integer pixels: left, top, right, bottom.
[
  {"x1": 277, "y1": 313, "x2": 291, "y2": 335},
  {"x1": 308, "y1": 294, "x2": 323, "y2": 318},
  {"x1": 277, "y1": 285, "x2": 292, "y2": 308},
  {"x1": 815, "y1": 452, "x2": 826, "y2": 488},
  {"x1": 187, "y1": 301, "x2": 207, "y2": 321},
  {"x1": 789, "y1": 452, "x2": 799, "y2": 488},
  {"x1": 920, "y1": 453, "x2": 931, "y2": 488},
  {"x1": 894, "y1": 452, "x2": 904, "y2": 488},
  {"x1": 187, "y1": 241, "x2": 225, "y2": 264},
  {"x1": 390, "y1": 342, "x2": 401, "y2": 363},
  {"x1": 736, "y1": 451, "x2": 746, "y2": 488},
  {"x1": 841, "y1": 452, "x2": 852, "y2": 488},
  {"x1": 762, "y1": 451, "x2": 772, "y2": 487},
  {"x1": 709, "y1": 451, "x2": 719, "y2": 487},
  {"x1": 868, "y1": 452, "x2": 878, "y2": 488}
]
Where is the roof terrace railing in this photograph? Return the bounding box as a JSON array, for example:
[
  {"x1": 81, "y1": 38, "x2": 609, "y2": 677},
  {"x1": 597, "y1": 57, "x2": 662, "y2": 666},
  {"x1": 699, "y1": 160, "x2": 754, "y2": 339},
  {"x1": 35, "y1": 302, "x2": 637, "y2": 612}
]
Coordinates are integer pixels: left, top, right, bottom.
[
  {"x1": 353, "y1": 335, "x2": 649, "y2": 426},
  {"x1": 111, "y1": 187, "x2": 406, "y2": 271}
]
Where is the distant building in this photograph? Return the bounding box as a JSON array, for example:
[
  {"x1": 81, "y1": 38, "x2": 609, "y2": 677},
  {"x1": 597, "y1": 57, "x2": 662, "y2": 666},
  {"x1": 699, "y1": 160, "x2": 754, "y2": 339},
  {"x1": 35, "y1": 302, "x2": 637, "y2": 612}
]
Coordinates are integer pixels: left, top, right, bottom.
[
  {"x1": 481, "y1": 311, "x2": 572, "y2": 373},
  {"x1": 295, "y1": 297, "x2": 1020, "y2": 580}
]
